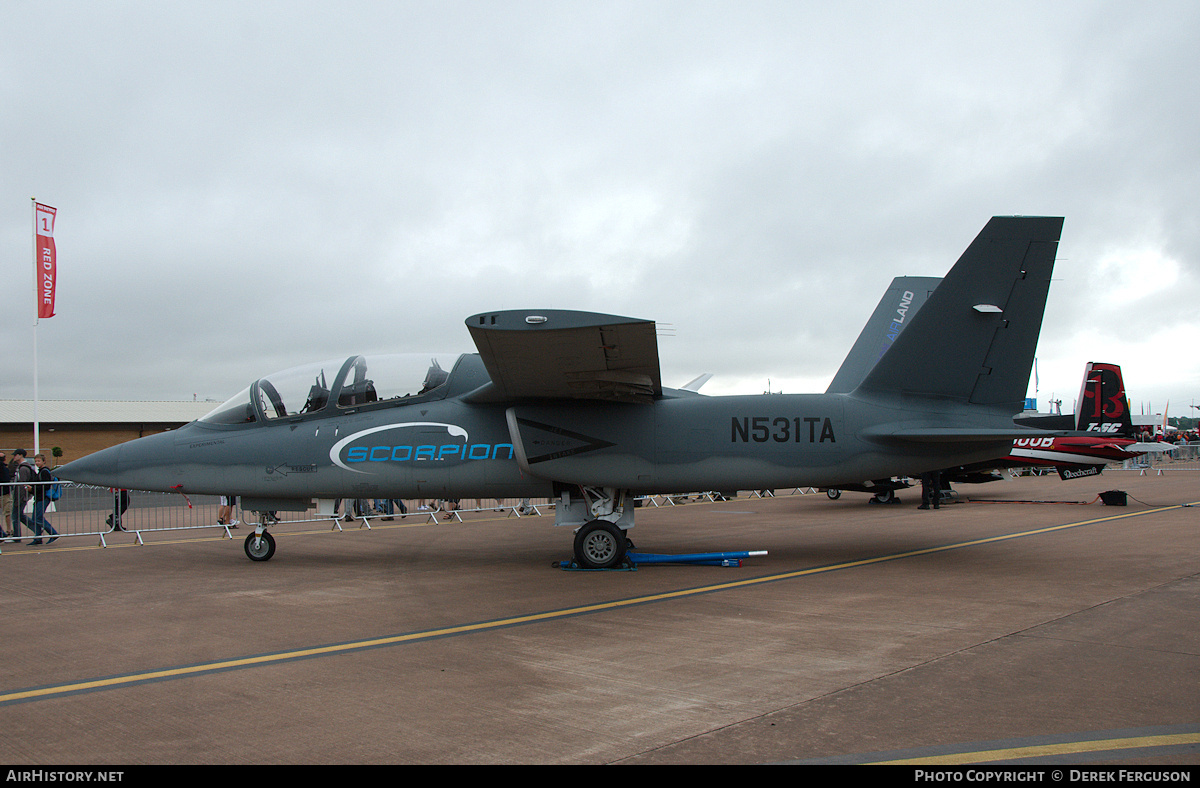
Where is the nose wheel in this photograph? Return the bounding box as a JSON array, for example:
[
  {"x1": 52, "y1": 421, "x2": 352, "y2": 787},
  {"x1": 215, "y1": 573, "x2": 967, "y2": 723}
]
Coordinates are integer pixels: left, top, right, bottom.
[{"x1": 244, "y1": 529, "x2": 276, "y2": 562}]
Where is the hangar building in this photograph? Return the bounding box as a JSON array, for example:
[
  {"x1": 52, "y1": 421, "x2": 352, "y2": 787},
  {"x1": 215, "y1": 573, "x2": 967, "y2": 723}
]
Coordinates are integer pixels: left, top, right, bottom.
[{"x1": 0, "y1": 400, "x2": 216, "y2": 464}]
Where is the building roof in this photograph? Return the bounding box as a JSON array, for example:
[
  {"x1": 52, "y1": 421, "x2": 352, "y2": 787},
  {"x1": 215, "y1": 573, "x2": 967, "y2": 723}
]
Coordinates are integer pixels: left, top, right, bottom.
[{"x1": 0, "y1": 400, "x2": 217, "y2": 424}]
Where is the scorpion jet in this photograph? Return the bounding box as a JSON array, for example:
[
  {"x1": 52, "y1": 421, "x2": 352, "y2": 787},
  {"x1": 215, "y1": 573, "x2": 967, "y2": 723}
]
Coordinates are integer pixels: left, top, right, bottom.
[{"x1": 60, "y1": 216, "x2": 1064, "y2": 567}]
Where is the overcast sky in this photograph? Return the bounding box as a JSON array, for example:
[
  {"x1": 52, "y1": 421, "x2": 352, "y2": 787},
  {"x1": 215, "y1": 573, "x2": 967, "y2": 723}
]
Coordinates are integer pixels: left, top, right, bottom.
[{"x1": 3, "y1": 1, "x2": 1198, "y2": 416}]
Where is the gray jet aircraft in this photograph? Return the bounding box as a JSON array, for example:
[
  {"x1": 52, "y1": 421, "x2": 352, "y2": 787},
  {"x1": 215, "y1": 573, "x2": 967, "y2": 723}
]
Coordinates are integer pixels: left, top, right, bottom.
[{"x1": 60, "y1": 216, "x2": 1064, "y2": 568}]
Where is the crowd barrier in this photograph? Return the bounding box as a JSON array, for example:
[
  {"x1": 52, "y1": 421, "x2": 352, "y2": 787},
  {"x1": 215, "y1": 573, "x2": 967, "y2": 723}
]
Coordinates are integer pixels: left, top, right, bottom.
[
  {"x1": 1113, "y1": 444, "x2": 1200, "y2": 473},
  {"x1": 2, "y1": 482, "x2": 242, "y2": 551},
  {"x1": 0, "y1": 481, "x2": 566, "y2": 551},
  {"x1": 2, "y1": 481, "x2": 794, "y2": 552}
]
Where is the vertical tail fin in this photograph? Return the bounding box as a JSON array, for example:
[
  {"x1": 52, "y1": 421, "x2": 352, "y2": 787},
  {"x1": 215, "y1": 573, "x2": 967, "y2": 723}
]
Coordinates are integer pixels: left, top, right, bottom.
[
  {"x1": 855, "y1": 216, "x2": 1064, "y2": 412},
  {"x1": 826, "y1": 276, "x2": 941, "y2": 394},
  {"x1": 1076, "y1": 362, "x2": 1133, "y2": 434}
]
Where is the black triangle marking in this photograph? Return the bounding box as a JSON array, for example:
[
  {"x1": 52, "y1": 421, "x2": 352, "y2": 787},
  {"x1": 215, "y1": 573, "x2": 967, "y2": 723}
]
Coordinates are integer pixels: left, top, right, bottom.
[{"x1": 516, "y1": 418, "x2": 616, "y2": 464}]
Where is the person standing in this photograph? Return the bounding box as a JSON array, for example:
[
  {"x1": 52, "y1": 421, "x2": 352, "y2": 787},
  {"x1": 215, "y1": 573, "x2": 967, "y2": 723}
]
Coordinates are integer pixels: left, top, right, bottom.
[
  {"x1": 28, "y1": 454, "x2": 59, "y2": 545},
  {"x1": 918, "y1": 470, "x2": 943, "y2": 510},
  {"x1": 218, "y1": 494, "x2": 238, "y2": 527},
  {"x1": 9, "y1": 449, "x2": 35, "y2": 541},
  {"x1": 106, "y1": 488, "x2": 130, "y2": 531},
  {"x1": 1, "y1": 451, "x2": 12, "y2": 539}
]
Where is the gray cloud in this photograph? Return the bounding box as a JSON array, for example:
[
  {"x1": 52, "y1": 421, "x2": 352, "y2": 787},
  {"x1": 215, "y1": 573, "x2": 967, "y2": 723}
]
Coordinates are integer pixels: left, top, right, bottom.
[{"x1": 3, "y1": 1, "x2": 1197, "y2": 415}]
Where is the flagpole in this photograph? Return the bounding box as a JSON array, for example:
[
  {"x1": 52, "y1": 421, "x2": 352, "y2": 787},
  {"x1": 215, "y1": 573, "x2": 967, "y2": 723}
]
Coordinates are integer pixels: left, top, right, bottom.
[
  {"x1": 31, "y1": 199, "x2": 58, "y2": 457},
  {"x1": 31, "y1": 198, "x2": 40, "y2": 455}
]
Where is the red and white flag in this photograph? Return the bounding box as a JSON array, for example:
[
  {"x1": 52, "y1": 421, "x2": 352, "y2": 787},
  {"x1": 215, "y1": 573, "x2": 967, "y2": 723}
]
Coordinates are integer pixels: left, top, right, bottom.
[{"x1": 35, "y1": 202, "x2": 57, "y2": 319}]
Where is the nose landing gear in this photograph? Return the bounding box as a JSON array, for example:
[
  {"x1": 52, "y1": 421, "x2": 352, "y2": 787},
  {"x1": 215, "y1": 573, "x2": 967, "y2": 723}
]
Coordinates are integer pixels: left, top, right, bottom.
[{"x1": 244, "y1": 514, "x2": 277, "y2": 561}]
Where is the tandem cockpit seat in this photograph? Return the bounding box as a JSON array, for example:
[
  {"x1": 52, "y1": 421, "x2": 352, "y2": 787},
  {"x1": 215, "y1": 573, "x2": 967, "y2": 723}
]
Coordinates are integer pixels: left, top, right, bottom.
[{"x1": 199, "y1": 353, "x2": 461, "y2": 425}]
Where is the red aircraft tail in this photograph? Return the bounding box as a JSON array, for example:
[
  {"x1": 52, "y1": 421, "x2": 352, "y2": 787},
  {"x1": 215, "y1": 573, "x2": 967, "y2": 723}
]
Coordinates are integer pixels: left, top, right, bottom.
[{"x1": 1075, "y1": 362, "x2": 1133, "y2": 435}]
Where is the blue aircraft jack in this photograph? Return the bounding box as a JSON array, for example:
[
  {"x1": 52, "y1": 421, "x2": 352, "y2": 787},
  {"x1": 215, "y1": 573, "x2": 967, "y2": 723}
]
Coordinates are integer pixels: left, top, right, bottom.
[
  {"x1": 555, "y1": 558, "x2": 638, "y2": 572},
  {"x1": 556, "y1": 550, "x2": 768, "y2": 571}
]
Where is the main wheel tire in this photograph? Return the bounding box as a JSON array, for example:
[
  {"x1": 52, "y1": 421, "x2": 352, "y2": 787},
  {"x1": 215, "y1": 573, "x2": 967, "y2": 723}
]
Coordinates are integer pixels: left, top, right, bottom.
[
  {"x1": 573, "y1": 521, "x2": 627, "y2": 570},
  {"x1": 826, "y1": 488, "x2": 841, "y2": 500},
  {"x1": 244, "y1": 531, "x2": 276, "y2": 562}
]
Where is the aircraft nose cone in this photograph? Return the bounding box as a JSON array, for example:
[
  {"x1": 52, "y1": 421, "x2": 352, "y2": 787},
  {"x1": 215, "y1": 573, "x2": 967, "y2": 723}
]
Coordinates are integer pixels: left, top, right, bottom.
[
  {"x1": 57, "y1": 429, "x2": 183, "y2": 492},
  {"x1": 57, "y1": 444, "x2": 123, "y2": 487}
]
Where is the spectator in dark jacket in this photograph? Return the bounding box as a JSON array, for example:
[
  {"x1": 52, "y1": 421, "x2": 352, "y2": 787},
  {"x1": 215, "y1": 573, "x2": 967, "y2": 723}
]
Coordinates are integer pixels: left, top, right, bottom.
[
  {"x1": 1, "y1": 451, "x2": 11, "y2": 539},
  {"x1": 8, "y1": 449, "x2": 35, "y2": 541},
  {"x1": 28, "y1": 454, "x2": 59, "y2": 545}
]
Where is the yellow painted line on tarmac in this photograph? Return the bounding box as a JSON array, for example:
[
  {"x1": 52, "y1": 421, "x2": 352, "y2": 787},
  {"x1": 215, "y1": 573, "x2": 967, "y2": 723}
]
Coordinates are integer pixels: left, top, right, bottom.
[
  {"x1": 2, "y1": 502, "x2": 1193, "y2": 706},
  {"x1": 0, "y1": 588, "x2": 747, "y2": 705},
  {"x1": 870, "y1": 731, "x2": 1200, "y2": 764}
]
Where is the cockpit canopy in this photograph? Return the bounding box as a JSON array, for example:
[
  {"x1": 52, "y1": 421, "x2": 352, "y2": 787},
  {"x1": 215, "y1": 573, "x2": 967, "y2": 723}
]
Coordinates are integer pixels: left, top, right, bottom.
[{"x1": 200, "y1": 353, "x2": 462, "y2": 425}]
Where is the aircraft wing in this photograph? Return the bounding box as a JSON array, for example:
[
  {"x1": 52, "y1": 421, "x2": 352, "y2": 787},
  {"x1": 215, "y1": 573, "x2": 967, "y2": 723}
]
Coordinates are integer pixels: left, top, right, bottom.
[{"x1": 464, "y1": 310, "x2": 662, "y2": 403}]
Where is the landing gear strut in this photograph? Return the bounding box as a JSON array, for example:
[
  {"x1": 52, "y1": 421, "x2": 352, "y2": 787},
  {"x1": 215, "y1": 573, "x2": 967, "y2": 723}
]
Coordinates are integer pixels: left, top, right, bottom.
[{"x1": 557, "y1": 486, "x2": 636, "y2": 569}]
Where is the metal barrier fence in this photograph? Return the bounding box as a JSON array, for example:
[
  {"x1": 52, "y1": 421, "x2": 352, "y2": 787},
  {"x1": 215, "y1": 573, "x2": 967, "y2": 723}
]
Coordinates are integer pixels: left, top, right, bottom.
[
  {"x1": 2, "y1": 481, "x2": 246, "y2": 551},
  {"x1": 1167, "y1": 442, "x2": 1200, "y2": 460},
  {"x1": 1114, "y1": 443, "x2": 1200, "y2": 473},
  {"x1": 0, "y1": 480, "x2": 801, "y2": 553},
  {"x1": 0, "y1": 480, "x2": 575, "y2": 551}
]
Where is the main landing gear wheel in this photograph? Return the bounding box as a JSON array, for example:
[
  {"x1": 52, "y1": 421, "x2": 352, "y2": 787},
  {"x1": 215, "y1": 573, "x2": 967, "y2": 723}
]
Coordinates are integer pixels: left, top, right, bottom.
[
  {"x1": 872, "y1": 490, "x2": 897, "y2": 504},
  {"x1": 573, "y1": 520, "x2": 627, "y2": 570},
  {"x1": 826, "y1": 488, "x2": 841, "y2": 500},
  {"x1": 244, "y1": 530, "x2": 276, "y2": 562}
]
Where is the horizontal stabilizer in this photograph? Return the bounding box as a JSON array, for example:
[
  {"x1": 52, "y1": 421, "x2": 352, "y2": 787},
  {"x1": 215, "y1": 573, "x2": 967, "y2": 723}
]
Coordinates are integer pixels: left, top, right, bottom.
[
  {"x1": 1128, "y1": 442, "x2": 1177, "y2": 454},
  {"x1": 860, "y1": 426, "x2": 1060, "y2": 443}
]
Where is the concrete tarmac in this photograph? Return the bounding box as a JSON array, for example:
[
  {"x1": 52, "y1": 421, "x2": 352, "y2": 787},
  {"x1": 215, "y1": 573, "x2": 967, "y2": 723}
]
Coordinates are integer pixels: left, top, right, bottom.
[{"x1": 1, "y1": 471, "x2": 1197, "y2": 765}]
